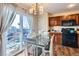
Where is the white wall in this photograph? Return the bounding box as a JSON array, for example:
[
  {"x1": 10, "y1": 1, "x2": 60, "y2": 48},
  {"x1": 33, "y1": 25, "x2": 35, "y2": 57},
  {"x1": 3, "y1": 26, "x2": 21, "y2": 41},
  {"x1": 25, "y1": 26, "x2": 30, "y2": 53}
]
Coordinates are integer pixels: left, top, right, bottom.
[
  {"x1": 38, "y1": 13, "x2": 48, "y2": 33},
  {"x1": 32, "y1": 13, "x2": 48, "y2": 34}
]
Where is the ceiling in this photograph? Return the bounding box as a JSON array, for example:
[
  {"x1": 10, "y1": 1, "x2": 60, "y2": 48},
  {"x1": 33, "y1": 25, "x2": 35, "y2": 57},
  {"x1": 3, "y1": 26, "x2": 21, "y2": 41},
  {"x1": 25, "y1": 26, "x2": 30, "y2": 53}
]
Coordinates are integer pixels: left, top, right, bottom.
[{"x1": 16, "y1": 3, "x2": 79, "y2": 14}]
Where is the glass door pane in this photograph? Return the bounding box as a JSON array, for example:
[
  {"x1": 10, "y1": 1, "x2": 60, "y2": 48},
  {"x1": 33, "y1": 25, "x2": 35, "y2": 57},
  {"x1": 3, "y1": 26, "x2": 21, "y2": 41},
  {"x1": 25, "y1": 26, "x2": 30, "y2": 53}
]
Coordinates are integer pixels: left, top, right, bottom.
[
  {"x1": 5, "y1": 14, "x2": 22, "y2": 56},
  {"x1": 22, "y1": 15, "x2": 32, "y2": 46}
]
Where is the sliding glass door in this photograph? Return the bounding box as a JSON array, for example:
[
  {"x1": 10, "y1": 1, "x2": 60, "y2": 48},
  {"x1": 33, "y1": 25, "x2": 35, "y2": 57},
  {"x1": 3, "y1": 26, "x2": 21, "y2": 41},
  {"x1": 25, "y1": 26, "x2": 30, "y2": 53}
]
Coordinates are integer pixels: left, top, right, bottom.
[{"x1": 5, "y1": 13, "x2": 32, "y2": 56}]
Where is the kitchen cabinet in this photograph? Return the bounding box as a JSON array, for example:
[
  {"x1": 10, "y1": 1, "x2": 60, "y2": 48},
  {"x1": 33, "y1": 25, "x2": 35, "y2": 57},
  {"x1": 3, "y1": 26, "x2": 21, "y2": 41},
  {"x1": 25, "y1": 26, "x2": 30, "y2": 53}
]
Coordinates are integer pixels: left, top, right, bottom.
[
  {"x1": 49, "y1": 17, "x2": 57, "y2": 26},
  {"x1": 49, "y1": 16, "x2": 62, "y2": 27},
  {"x1": 55, "y1": 33, "x2": 62, "y2": 45},
  {"x1": 49, "y1": 14, "x2": 79, "y2": 27},
  {"x1": 49, "y1": 32, "x2": 62, "y2": 45},
  {"x1": 69, "y1": 14, "x2": 79, "y2": 25},
  {"x1": 61, "y1": 14, "x2": 79, "y2": 25}
]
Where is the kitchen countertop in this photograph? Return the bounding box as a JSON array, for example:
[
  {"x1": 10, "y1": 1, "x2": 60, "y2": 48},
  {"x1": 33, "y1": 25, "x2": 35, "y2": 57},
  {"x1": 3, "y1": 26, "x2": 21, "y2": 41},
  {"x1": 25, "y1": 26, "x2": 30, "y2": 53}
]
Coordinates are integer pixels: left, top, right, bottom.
[
  {"x1": 49, "y1": 32, "x2": 79, "y2": 34},
  {"x1": 49, "y1": 32, "x2": 62, "y2": 33}
]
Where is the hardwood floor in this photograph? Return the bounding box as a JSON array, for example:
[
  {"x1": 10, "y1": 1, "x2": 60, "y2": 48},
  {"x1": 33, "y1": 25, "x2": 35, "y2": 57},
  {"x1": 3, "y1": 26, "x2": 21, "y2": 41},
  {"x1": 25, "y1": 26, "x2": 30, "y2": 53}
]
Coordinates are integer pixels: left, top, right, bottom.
[{"x1": 53, "y1": 45, "x2": 79, "y2": 56}]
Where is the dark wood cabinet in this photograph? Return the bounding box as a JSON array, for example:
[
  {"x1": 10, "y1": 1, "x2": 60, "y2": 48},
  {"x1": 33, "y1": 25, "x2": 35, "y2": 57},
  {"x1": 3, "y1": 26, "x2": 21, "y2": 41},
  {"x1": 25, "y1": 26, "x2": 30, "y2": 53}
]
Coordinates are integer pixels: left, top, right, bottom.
[
  {"x1": 49, "y1": 32, "x2": 62, "y2": 45},
  {"x1": 63, "y1": 14, "x2": 79, "y2": 25},
  {"x1": 55, "y1": 33, "x2": 62, "y2": 45},
  {"x1": 49, "y1": 14, "x2": 79, "y2": 27},
  {"x1": 71, "y1": 14, "x2": 79, "y2": 25},
  {"x1": 49, "y1": 17, "x2": 57, "y2": 26},
  {"x1": 49, "y1": 16, "x2": 62, "y2": 26}
]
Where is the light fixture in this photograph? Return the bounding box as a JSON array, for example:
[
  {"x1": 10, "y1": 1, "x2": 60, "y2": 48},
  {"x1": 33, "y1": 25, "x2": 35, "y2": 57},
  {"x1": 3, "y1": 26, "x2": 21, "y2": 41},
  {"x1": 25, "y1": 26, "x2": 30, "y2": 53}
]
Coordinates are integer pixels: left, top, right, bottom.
[
  {"x1": 67, "y1": 4, "x2": 76, "y2": 8},
  {"x1": 29, "y1": 3, "x2": 43, "y2": 15}
]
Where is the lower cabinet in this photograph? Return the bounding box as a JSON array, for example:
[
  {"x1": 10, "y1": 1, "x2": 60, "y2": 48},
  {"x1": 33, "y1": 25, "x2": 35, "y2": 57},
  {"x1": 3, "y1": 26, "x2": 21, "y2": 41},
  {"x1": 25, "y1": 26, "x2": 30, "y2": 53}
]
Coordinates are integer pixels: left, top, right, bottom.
[
  {"x1": 54, "y1": 33, "x2": 62, "y2": 45},
  {"x1": 49, "y1": 32, "x2": 79, "y2": 46},
  {"x1": 49, "y1": 32, "x2": 62, "y2": 45}
]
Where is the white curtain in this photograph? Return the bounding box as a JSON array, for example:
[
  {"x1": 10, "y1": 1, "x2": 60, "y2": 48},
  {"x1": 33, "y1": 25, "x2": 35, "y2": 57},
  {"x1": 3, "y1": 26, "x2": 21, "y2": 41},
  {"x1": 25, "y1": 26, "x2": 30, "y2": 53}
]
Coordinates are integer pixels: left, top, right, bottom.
[{"x1": 0, "y1": 4, "x2": 16, "y2": 56}]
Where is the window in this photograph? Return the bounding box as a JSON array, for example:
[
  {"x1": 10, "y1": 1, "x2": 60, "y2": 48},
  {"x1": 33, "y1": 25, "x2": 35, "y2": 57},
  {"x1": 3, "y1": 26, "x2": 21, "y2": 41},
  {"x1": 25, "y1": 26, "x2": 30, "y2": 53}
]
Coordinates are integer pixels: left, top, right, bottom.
[{"x1": 5, "y1": 13, "x2": 32, "y2": 56}]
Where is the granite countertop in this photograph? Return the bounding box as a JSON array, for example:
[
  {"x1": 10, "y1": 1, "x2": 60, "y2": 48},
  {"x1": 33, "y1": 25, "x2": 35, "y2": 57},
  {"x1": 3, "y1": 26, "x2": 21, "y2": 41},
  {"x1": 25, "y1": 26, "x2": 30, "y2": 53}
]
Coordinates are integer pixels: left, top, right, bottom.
[
  {"x1": 49, "y1": 32, "x2": 62, "y2": 35},
  {"x1": 49, "y1": 31, "x2": 79, "y2": 34}
]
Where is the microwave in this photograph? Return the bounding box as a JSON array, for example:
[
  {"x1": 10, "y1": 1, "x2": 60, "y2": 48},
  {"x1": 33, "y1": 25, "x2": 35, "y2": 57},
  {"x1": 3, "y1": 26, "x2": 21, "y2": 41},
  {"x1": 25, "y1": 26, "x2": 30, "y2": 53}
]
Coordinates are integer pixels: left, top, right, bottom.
[{"x1": 61, "y1": 19, "x2": 76, "y2": 26}]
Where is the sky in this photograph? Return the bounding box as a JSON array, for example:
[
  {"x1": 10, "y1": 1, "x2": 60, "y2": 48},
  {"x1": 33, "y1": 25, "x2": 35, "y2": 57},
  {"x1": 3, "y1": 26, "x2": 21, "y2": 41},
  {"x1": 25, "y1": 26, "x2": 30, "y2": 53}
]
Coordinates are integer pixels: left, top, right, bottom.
[{"x1": 11, "y1": 14, "x2": 30, "y2": 29}]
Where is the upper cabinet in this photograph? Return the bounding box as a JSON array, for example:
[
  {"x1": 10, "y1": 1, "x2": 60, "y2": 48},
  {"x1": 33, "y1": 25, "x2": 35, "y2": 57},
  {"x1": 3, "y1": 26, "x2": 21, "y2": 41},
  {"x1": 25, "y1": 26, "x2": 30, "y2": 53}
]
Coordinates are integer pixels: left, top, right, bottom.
[
  {"x1": 49, "y1": 16, "x2": 62, "y2": 26},
  {"x1": 49, "y1": 14, "x2": 79, "y2": 27},
  {"x1": 68, "y1": 14, "x2": 79, "y2": 25}
]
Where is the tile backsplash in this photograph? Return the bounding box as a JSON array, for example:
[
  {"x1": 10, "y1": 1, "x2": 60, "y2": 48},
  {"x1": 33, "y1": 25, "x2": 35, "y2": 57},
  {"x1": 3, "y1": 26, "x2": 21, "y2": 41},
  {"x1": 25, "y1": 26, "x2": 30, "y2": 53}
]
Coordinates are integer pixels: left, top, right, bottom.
[{"x1": 50, "y1": 26, "x2": 79, "y2": 32}]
